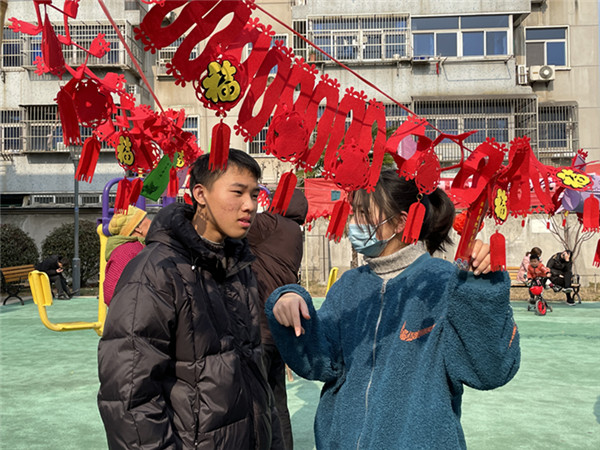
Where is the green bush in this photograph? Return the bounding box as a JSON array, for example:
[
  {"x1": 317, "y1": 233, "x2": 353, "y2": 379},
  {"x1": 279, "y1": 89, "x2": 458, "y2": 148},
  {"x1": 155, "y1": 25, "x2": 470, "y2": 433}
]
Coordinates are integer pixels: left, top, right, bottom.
[
  {"x1": 41, "y1": 220, "x2": 100, "y2": 287},
  {"x1": 0, "y1": 223, "x2": 39, "y2": 267}
]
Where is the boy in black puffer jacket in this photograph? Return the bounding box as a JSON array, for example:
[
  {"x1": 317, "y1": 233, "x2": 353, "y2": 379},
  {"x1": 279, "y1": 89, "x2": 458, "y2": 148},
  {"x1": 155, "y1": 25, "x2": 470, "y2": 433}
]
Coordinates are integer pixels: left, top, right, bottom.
[{"x1": 98, "y1": 150, "x2": 283, "y2": 449}]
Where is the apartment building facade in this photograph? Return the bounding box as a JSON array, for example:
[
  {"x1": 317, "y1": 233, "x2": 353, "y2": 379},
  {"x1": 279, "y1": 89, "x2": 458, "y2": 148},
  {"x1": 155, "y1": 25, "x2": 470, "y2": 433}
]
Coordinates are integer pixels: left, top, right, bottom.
[{"x1": 1, "y1": 0, "x2": 598, "y2": 282}]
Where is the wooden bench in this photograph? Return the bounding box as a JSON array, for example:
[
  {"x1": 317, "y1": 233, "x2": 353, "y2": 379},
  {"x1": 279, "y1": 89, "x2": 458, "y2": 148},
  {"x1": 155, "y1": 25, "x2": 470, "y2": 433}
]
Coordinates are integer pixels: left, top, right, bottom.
[
  {"x1": 1, "y1": 264, "x2": 35, "y2": 305},
  {"x1": 506, "y1": 265, "x2": 582, "y2": 303}
]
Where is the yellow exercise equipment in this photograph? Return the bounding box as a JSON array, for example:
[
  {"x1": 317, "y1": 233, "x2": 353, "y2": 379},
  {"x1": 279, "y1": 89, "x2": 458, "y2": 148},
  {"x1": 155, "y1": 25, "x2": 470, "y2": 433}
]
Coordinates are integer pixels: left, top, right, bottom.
[
  {"x1": 28, "y1": 224, "x2": 109, "y2": 336},
  {"x1": 325, "y1": 267, "x2": 339, "y2": 294}
]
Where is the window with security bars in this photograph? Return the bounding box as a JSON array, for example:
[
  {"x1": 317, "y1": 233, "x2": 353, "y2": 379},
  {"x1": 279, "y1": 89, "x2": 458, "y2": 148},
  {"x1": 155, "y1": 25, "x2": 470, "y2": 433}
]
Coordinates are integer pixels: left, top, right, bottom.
[
  {"x1": 412, "y1": 97, "x2": 537, "y2": 164},
  {"x1": 157, "y1": 36, "x2": 201, "y2": 76},
  {"x1": 24, "y1": 105, "x2": 64, "y2": 152},
  {"x1": 1, "y1": 110, "x2": 23, "y2": 153},
  {"x1": 296, "y1": 14, "x2": 409, "y2": 63},
  {"x1": 248, "y1": 117, "x2": 271, "y2": 155},
  {"x1": 537, "y1": 104, "x2": 578, "y2": 164},
  {"x1": 2, "y1": 28, "x2": 22, "y2": 68},
  {"x1": 182, "y1": 116, "x2": 200, "y2": 147},
  {"x1": 6, "y1": 22, "x2": 142, "y2": 70}
]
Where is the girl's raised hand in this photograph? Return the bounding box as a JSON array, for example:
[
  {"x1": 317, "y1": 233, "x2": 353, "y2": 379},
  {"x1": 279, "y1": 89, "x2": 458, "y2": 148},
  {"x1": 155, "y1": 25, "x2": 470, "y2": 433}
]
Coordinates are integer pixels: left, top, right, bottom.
[
  {"x1": 272, "y1": 292, "x2": 311, "y2": 337},
  {"x1": 470, "y1": 239, "x2": 491, "y2": 275}
]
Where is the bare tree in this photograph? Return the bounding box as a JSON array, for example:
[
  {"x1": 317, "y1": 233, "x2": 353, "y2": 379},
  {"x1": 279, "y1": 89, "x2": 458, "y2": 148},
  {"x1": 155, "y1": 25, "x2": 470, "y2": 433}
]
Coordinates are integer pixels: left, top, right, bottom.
[{"x1": 548, "y1": 212, "x2": 595, "y2": 273}]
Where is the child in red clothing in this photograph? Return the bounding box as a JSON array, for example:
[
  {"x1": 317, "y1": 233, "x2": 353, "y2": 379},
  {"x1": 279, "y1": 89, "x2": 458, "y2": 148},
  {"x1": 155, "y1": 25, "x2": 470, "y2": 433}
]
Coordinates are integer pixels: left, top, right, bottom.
[{"x1": 527, "y1": 254, "x2": 552, "y2": 300}]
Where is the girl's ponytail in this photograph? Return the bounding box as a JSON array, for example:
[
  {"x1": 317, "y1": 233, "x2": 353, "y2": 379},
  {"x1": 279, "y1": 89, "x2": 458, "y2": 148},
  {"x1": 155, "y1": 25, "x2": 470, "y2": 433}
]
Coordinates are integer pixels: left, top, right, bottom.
[{"x1": 421, "y1": 188, "x2": 455, "y2": 254}]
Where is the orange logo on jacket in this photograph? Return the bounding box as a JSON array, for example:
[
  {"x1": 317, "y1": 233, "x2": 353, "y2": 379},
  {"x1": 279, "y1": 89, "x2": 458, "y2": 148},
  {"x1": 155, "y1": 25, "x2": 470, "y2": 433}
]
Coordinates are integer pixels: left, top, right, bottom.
[{"x1": 399, "y1": 322, "x2": 436, "y2": 342}]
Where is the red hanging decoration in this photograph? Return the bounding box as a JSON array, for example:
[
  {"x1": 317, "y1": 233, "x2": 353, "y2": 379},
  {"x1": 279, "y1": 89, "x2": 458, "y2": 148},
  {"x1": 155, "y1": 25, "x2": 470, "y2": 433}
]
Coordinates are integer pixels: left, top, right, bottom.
[
  {"x1": 521, "y1": 219, "x2": 526, "y2": 227},
  {"x1": 167, "y1": 166, "x2": 179, "y2": 197},
  {"x1": 209, "y1": 121, "x2": 230, "y2": 172},
  {"x1": 326, "y1": 199, "x2": 350, "y2": 243},
  {"x1": 114, "y1": 178, "x2": 132, "y2": 213},
  {"x1": 401, "y1": 200, "x2": 426, "y2": 245},
  {"x1": 269, "y1": 171, "x2": 297, "y2": 215},
  {"x1": 582, "y1": 196, "x2": 600, "y2": 232},
  {"x1": 129, "y1": 178, "x2": 144, "y2": 206},
  {"x1": 75, "y1": 136, "x2": 101, "y2": 183},
  {"x1": 593, "y1": 239, "x2": 600, "y2": 268},
  {"x1": 490, "y1": 231, "x2": 506, "y2": 272},
  {"x1": 258, "y1": 189, "x2": 271, "y2": 209},
  {"x1": 183, "y1": 193, "x2": 193, "y2": 205},
  {"x1": 41, "y1": 12, "x2": 65, "y2": 78},
  {"x1": 55, "y1": 88, "x2": 81, "y2": 145}
]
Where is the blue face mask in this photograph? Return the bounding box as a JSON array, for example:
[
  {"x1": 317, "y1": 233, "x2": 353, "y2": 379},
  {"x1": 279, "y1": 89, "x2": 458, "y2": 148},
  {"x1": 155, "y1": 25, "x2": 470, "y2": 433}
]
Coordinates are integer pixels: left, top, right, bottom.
[{"x1": 347, "y1": 218, "x2": 396, "y2": 258}]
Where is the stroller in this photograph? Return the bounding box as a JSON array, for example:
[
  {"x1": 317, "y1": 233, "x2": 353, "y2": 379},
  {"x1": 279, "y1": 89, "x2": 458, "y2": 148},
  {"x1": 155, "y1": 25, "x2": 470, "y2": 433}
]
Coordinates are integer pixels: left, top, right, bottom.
[{"x1": 527, "y1": 277, "x2": 553, "y2": 316}]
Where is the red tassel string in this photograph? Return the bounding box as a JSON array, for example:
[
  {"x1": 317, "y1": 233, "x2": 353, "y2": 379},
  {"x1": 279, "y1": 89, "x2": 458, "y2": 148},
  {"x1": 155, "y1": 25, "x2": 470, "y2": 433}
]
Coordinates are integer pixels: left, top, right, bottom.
[
  {"x1": 209, "y1": 121, "x2": 231, "y2": 172},
  {"x1": 582, "y1": 196, "x2": 600, "y2": 232},
  {"x1": 114, "y1": 178, "x2": 132, "y2": 213},
  {"x1": 593, "y1": 239, "x2": 600, "y2": 268},
  {"x1": 129, "y1": 177, "x2": 144, "y2": 206},
  {"x1": 326, "y1": 199, "x2": 350, "y2": 243},
  {"x1": 521, "y1": 219, "x2": 526, "y2": 227},
  {"x1": 167, "y1": 167, "x2": 179, "y2": 198},
  {"x1": 562, "y1": 215, "x2": 567, "y2": 227},
  {"x1": 489, "y1": 231, "x2": 506, "y2": 272},
  {"x1": 269, "y1": 171, "x2": 297, "y2": 215},
  {"x1": 75, "y1": 136, "x2": 100, "y2": 183},
  {"x1": 546, "y1": 220, "x2": 551, "y2": 230},
  {"x1": 183, "y1": 193, "x2": 193, "y2": 205},
  {"x1": 401, "y1": 200, "x2": 426, "y2": 245}
]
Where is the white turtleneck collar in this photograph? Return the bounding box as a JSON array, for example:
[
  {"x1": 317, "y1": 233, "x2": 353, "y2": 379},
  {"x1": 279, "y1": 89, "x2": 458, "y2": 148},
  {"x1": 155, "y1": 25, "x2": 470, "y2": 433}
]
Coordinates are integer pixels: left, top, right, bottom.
[{"x1": 365, "y1": 241, "x2": 428, "y2": 280}]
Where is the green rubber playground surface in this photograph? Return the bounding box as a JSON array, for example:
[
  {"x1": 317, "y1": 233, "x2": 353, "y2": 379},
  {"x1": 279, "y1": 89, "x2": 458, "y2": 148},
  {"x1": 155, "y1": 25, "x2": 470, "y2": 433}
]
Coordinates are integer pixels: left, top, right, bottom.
[{"x1": 1, "y1": 297, "x2": 599, "y2": 449}]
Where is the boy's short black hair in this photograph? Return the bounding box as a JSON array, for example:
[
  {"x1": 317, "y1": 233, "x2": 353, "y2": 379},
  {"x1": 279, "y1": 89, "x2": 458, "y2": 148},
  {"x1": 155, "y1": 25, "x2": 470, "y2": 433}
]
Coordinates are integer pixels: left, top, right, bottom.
[
  {"x1": 188, "y1": 149, "x2": 261, "y2": 209},
  {"x1": 529, "y1": 254, "x2": 540, "y2": 262}
]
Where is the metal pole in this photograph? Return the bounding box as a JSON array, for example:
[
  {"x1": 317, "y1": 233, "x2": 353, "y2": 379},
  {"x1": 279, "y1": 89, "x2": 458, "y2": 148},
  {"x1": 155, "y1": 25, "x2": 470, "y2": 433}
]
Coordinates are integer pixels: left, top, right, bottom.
[{"x1": 71, "y1": 150, "x2": 81, "y2": 296}]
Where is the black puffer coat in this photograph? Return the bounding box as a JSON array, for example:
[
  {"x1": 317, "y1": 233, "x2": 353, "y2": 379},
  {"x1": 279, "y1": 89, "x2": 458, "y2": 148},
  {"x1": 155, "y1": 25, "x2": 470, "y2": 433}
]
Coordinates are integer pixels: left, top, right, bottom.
[{"x1": 98, "y1": 203, "x2": 282, "y2": 449}]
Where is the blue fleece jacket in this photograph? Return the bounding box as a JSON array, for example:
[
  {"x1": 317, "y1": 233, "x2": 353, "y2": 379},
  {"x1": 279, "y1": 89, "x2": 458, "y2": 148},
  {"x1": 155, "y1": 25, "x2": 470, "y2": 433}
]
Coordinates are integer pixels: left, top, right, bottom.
[{"x1": 266, "y1": 253, "x2": 520, "y2": 449}]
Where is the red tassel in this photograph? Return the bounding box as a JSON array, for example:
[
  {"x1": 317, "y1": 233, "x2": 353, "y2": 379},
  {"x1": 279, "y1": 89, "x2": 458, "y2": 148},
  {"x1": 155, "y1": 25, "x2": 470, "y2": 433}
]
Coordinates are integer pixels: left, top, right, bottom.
[
  {"x1": 490, "y1": 231, "x2": 506, "y2": 272},
  {"x1": 75, "y1": 136, "x2": 100, "y2": 183},
  {"x1": 593, "y1": 239, "x2": 600, "y2": 268},
  {"x1": 129, "y1": 178, "x2": 144, "y2": 206},
  {"x1": 547, "y1": 220, "x2": 551, "y2": 229},
  {"x1": 401, "y1": 201, "x2": 426, "y2": 245},
  {"x1": 326, "y1": 199, "x2": 350, "y2": 243},
  {"x1": 56, "y1": 88, "x2": 81, "y2": 145},
  {"x1": 167, "y1": 167, "x2": 179, "y2": 197},
  {"x1": 583, "y1": 196, "x2": 600, "y2": 232},
  {"x1": 183, "y1": 193, "x2": 193, "y2": 205},
  {"x1": 269, "y1": 171, "x2": 297, "y2": 215},
  {"x1": 562, "y1": 216, "x2": 567, "y2": 227},
  {"x1": 258, "y1": 189, "x2": 271, "y2": 209},
  {"x1": 521, "y1": 219, "x2": 526, "y2": 227},
  {"x1": 114, "y1": 178, "x2": 132, "y2": 213},
  {"x1": 209, "y1": 121, "x2": 231, "y2": 171}
]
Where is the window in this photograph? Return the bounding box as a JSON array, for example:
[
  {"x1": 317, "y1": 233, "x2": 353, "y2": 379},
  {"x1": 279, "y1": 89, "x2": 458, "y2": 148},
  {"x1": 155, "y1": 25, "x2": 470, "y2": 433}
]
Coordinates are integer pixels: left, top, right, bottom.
[
  {"x1": 248, "y1": 118, "x2": 271, "y2": 155},
  {"x1": 526, "y1": 27, "x2": 567, "y2": 67},
  {"x1": 301, "y1": 14, "x2": 409, "y2": 62},
  {"x1": 384, "y1": 104, "x2": 409, "y2": 130},
  {"x1": 24, "y1": 105, "x2": 63, "y2": 152},
  {"x1": 2, "y1": 28, "x2": 22, "y2": 68},
  {"x1": 538, "y1": 104, "x2": 578, "y2": 159},
  {"x1": 412, "y1": 97, "x2": 537, "y2": 164},
  {"x1": 157, "y1": 36, "x2": 200, "y2": 76},
  {"x1": 182, "y1": 116, "x2": 199, "y2": 147},
  {"x1": 412, "y1": 15, "x2": 509, "y2": 58},
  {"x1": 1, "y1": 110, "x2": 22, "y2": 152}
]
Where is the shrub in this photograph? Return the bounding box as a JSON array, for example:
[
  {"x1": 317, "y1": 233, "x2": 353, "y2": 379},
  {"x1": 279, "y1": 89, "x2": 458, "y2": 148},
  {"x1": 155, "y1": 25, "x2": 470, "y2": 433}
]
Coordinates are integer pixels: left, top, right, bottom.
[
  {"x1": 41, "y1": 220, "x2": 100, "y2": 287},
  {"x1": 0, "y1": 223, "x2": 39, "y2": 267}
]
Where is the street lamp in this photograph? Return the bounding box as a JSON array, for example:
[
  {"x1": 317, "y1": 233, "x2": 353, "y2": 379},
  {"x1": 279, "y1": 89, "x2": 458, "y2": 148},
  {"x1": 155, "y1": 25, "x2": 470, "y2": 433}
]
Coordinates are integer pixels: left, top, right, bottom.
[{"x1": 69, "y1": 145, "x2": 81, "y2": 296}]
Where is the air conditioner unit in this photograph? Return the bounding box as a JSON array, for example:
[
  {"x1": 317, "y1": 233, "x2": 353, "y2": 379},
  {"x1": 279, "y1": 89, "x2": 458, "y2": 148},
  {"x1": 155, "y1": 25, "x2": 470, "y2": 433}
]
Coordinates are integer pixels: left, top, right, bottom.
[
  {"x1": 529, "y1": 65, "x2": 555, "y2": 82},
  {"x1": 516, "y1": 64, "x2": 528, "y2": 85}
]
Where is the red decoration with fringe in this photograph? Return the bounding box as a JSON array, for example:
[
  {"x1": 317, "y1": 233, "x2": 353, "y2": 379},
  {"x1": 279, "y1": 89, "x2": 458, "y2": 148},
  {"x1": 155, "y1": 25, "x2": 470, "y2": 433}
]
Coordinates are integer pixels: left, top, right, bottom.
[
  {"x1": 490, "y1": 231, "x2": 506, "y2": 272},
  {"x1": 114, "y1": 178, "x2": 132, "y2": 213},
  {"x1": 167, "y1": 167, "x2": 179, "y2": 197},
  {"x1": 269, "y1": 171, "x2": 297, "y2": 215},
  {"x1": 41, "y1": 12, "x2": 65, "y2": 78},
  {"x1": 55, "y1": 88, "x2": 81, "y2": 145},
  {"x1": 593, "y1": 239, "x2": 600, "y2": 268},
  {"x1": 129, "y1": 178, "x2": 143, "y2": 206},
  {"x1": 582, "y1": 195, "x2": 600, "y2": 232},
  {"x1": 183, "y1": 193, "x2": 193, "y2": 205},
  {"x1": 209, "y1": 121, "x2": 230, "y2": 171},
  {"x1": 401, "y1": 201, "x2": 426, "y2": 245},
  {"x1": 75, "y1": 136, "x2": 100, "y2": 183},
  {"x1": 326, "y1": 199, "x2": 350, "y2": 243},
  {"x1": 258, "y1": 189, "x2": 270, "y2": 209}
]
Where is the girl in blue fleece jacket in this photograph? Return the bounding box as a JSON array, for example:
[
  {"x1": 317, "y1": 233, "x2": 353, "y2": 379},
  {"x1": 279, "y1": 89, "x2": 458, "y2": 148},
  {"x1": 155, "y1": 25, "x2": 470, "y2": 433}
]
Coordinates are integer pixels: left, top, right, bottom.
[{"x1": 266, "y1": 170, "x2": 520, "y2": 449}]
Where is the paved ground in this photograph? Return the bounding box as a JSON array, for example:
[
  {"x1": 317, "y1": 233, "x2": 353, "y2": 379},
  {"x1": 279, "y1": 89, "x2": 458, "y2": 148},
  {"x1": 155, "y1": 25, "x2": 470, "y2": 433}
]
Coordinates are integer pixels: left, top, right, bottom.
[{"x1": 1, "y1": 296, "x2": 598, "y2": 449}]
